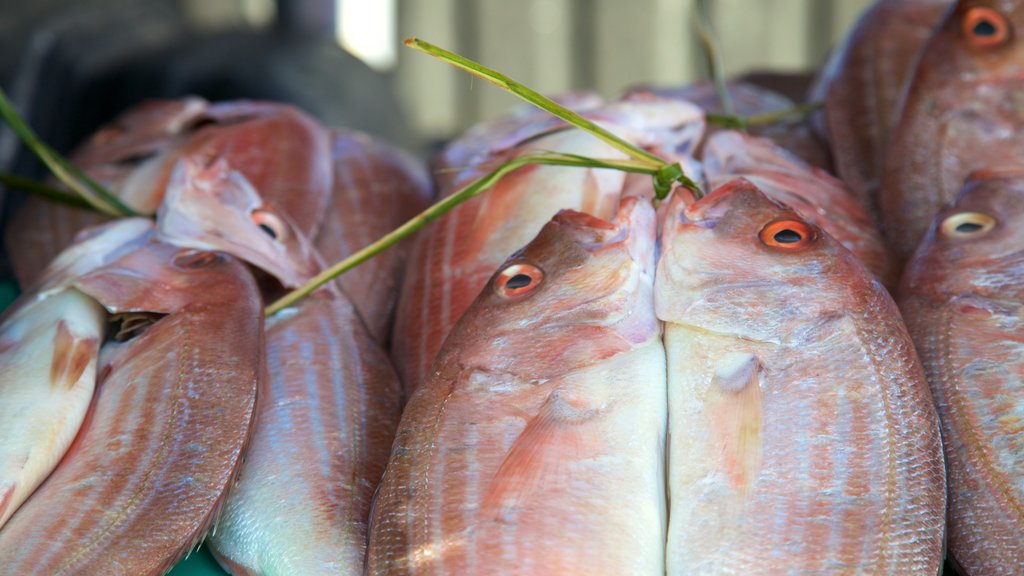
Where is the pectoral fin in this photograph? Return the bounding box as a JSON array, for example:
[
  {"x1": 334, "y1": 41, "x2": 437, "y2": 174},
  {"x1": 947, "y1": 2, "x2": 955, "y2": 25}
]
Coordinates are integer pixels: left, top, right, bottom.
[{"x1": 709, "y1": 352, "x2": 764, "y2": 493}]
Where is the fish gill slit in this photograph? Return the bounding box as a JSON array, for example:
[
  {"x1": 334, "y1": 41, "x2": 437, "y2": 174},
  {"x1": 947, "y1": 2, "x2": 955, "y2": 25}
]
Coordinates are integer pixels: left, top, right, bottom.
[{"x1": 54, "y1": 320, "x2": 193, "y2": 575}]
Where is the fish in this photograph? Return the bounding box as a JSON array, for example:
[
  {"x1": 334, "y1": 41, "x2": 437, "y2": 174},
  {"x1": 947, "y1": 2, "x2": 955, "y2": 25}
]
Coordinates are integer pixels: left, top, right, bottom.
[
  {"x1": 391, "y1": 96, "x2": 702, "y2": 395},
  {"x1": 366, "y1": 196, "x2": 666, "y2": 575},
  {"x1": 5, "y1": 98, "x2": 332, "y2": 288},
  {"x1": 813, "y1": 0, "x2": 951, "y2": 217},
  {"x1": 314, "y1": 129, "x2": 434, "y2": 344},
  {"x1": 655, "y1": 179, "x2": 945, "y2": 575},
  {"x1": 209, "y1": 289, "x2": 403, "y2": 576},
  {"x1": 0, "y1": 219, "x2": 151, "y2": 530},
  {"x1": 879, "y1": 0, "x2": 1024, "y2": 264},
  {"x1": 639, "y1": 80, "x2": 832, "y2": 169},
  {"x1": 702, "y1": 130, "x2": 894, "y2": 287},
  {"x1": 0, "y1": 236, "x2": 263, "y2": 575},
  {"x1": 898, "y1": 168, "x2": 1024, "y2": 575}
]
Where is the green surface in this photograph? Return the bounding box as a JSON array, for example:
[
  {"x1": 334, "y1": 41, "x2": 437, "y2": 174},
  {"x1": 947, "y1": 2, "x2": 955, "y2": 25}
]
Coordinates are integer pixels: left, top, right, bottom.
[{"x1": 0, "y1": 281, "x2": 228, "y2": 575}]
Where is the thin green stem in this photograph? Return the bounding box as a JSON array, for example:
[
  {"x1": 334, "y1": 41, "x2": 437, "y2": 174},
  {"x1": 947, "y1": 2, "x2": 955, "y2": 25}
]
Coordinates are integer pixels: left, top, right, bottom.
[
  {"x1": 0, "y1": 172, "x2": 92, "y2": 209},
  {"x1": 705, "y1": 101, "x2": 824, "y2": 130},
  {"x1": 693, "y1": 0, "x2": 734, "y2": 116},
  {"x1": 405, "y1": 38, "x2": 666, "y2": 168},
  {"x1": 265, "y1": 152, "x2": 667, "y2": 316},
  {"x1": 0, "y1": 86, "x2": 139, "y2": 217}
]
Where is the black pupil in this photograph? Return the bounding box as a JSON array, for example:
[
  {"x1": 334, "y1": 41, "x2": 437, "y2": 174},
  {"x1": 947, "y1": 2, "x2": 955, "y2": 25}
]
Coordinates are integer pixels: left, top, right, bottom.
[
  {"x1": 956, "y1": 221, "x2": 984, "y2": 233},
  {"x1": 506, "y1": 273, "x2": 533, "y2": 289},
  {"x1": 974, "y1": 19, "x2": 997, "y2": 36},
  {"x1": 773, "y1": 229, "x2": 803, "y2": 244},
  {"x1": 258, "y1": 223, "x2": 278, "y2": 239}
]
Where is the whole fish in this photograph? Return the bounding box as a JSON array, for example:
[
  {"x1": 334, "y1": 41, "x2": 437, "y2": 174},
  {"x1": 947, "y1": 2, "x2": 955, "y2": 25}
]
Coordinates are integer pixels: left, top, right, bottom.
[
  {"x1": 0, "y1": 219, "x2": 151, "y2": 530},
  {"x1": 367, "y1": 197, "x2": 666, "y2": 575},
  {"x1": 314, "y1": 130, "x2": 433, "y2": 344},
  {"x1": 656, "y1": 179, "x2": 945, "y2": 575},
  {"x1": 813, "y1": 0, "x2": 951, "y2": 217},
  {"x1": 702, "y1": 130, "x2": 894, "y2": 287},
  {"x1": 0, "y1": 236, "x2": 262, "y2": 575},
  {"x1": 898, "y1": 168, "x2": 1024, "y2": 575},
  {"x1": 639, "y1": 80, "x2": 832, "y2": 170},
  {"x1": 391, "y1": 96, "x2": 702, "y2": 394},
  {"x1": 152, "y1": 153, "x2": 405, "y2": 574},
  {"x1": 880, "y1": 0, "x2": 1024, "y2": 264},
  {"x1": 5, "y1": 98, "x2": 332, "y2": 288}
]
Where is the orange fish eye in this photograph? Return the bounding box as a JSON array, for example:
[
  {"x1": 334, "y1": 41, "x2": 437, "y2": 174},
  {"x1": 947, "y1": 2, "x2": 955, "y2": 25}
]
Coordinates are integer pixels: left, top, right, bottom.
[
  {"x1": 940, "y1": 211, "x2": 997, "y2": 238},
  {"x1": 252, "y1": 210, "x2": 287, "y2": 242},
  {"x1": 759, "y1": 219, "x2": 815, "y2": 250},
  {"x1": 494, "y1": 263, "x2": 544, "y2": 298},
  {"x1": 173, "y1": 249, "x2": 223, "y2": 269},
  {"x1": 962, "y1": 6, "x2": 1011, "y2": 48}
]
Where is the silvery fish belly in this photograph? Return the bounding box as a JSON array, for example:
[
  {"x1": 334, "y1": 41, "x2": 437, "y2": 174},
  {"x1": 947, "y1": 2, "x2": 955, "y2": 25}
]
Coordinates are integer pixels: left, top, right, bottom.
[
  {"x1": 209, "y1": 290, "x2": 403, "y2": 576},
  {"x1": 898, "y1": 169, "x2": 1024, "y2": 575},
  {"x1": 656, "y1": 179, "x2": 945, "y2": 575},
  {"x1": 880, "y1": 0, "x2": 1024, "y2": 264},
  {"x1": 0, "y1": 219, "x2": 151, "y2": 530},
  {"x1": 367, "y1": 197, "x2": 666, "y2": 576},
  {"x1": 391, "y1": 95, "x2": 702, "y2": 395},
  {"x1": 0, "y1": 237, "x2": 262, "y2": 576}
]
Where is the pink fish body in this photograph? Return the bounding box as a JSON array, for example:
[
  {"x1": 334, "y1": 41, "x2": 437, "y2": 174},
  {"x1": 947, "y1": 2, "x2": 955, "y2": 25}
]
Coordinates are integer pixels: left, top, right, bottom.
[
  {"x1": 656, "y1": 180, "x2": 945, "y2": 574},
  {"x1": 368, "y1": 198, "x2": 665, "y2": 576},
  {"x1": 898, "y1": 168, "x2": 1024, "y2": 575},
  {"x1": 0, "y1": 237, "x2": 262, "y2": 575}
]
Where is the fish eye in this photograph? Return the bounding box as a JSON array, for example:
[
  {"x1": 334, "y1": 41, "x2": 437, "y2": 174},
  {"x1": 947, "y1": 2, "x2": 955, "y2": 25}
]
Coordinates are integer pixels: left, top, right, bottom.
[
  {"x1": 962, "y1": 6, "x2": 1011, "y2": 48},
  {"x1": 940, "y1": 211, "x2": 997, "y2": 238},
  {"x1": 252, "y1": 210, "x2": 287, "y2": 241},
  {"x1": 758, "y1": 219, "x2": 816, "y2": 250},
  {"x1": 173, "y1": 249, "x2": 223, "y2": 269},
  {"x1": 494, "y1": 262, "x2": 544, "y2": 298}
]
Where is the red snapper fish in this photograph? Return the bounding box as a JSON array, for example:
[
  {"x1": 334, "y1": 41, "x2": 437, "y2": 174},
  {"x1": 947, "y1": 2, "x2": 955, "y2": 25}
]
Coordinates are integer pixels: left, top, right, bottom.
[
  {"x1": 898, "y1": 168, "x2": 1024, "y2": 575},
  {"x1": 391, "y1": 96, "x2": 702, "y2": 395},
  {"x1": 0, "y1": 235, "x2": 263, "y2": 575},
  {"x1": 813, "y1": 0, "x2": 951, "y2": 217},
  {"x1": 656, "y1": 179, "x2": 945, "y2": 575},
  {"x1": 367, "y1": 197, "x2": 666, "y2": 575},
  {"x1": 880, "y1": 0, "x2": 1024, "y2": 264}
]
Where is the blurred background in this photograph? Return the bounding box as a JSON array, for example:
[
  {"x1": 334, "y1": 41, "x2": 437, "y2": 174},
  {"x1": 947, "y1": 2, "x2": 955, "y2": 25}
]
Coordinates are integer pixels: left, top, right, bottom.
[{"x1": 0, "y1": 0, "x2": 877, "y2": 148}]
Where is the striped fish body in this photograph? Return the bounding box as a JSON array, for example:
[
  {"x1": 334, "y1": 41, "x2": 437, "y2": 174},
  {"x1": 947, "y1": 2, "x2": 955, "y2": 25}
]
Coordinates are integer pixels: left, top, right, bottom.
[
  {"x1": 314, "y1": 130, "x2": 433, "y2": 345},
  {"x1": 367, "y1": 198, "x2": 666, "y2": 576},
  {"x1": 813, "y1": 0, "x2": 951, "y2": 218},
  {"x1": 703, "y1": 130, "x2": 894, "y2": 287},
  {"x1": 656, "y1": 180, "x2": 945, "y2": 575},
  {"x1": 209, "y1": 290, "x2": 402, "y2": 575},
  {"x1": 0, "y1": 239, "x2": 262, "y2": 575},
  {"x1": 880, "y1": 0, "x2": 1024, "y2": 264},
  {"x1": 5, "y1": 99, "x2": 332, "y2": 288},
  {"x1": 390, "y1": 97, "x2": 702, "y2": 395},
  {"x1": 898, "y1": 170, "x2": 1024, "y2": 575}
]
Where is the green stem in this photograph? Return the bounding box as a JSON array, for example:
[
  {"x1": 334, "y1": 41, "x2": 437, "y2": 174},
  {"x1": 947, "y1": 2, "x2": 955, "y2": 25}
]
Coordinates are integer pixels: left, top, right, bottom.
[
  {"x1": 0, "y1": 86, "x2": 139, "y2": 217},
  {"x1": 0, "y1": 172, "x2": 92, "y2": 209},
  {"x1": 705, "y1": 101, "x2": 824, "y2": 130},
  {"x1": 405, "y1": 38, "x2": 666, "y2": 168},
  {"x1": 265, "y1": 152, "x2": 668, "y2": 316},
  {"x1": 693, "y1": 0, "x2": 733, "y2": 116}
]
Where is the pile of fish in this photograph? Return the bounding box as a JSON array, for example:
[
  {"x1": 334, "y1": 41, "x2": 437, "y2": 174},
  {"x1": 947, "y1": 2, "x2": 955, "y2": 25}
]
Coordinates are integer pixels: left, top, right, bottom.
[{"x1": 0, "y1": 0, "x2": 1022, "y2": 574}]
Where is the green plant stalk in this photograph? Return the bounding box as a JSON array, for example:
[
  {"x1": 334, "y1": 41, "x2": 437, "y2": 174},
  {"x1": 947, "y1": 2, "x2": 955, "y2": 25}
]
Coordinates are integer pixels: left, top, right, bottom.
[
  {"x1": 706, "y1": 101, "x2": 823, "y2": 130},
  {"x1": 693, "y1": 0, "x2": 734, "y2": 116},
  {"x1": 265, "y1": 152, "x2": 670, "y2": 316},
  {"x1": 0, "y1": 172, "x2": 92, "y2": 209},
  {"x1": 0, "y1": 86, "x2": 138, "y2": 217},
  {"x1": 405, "y1": 38, "x2": 665, "y2": 168}
]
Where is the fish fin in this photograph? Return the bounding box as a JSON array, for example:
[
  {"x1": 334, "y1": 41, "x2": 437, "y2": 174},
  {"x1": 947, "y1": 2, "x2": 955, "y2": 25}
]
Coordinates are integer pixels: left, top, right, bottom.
[
  {"x1": 0, "y1": 481, "x2": 14, "y2": 523},
  {"x1": 709, "y1": 352, "x2": 764, "y2": 494},
  {"x1": 49, "y1": 321, "x2": 98, "y2": 390},
  {"x1": 481, "y1": 391, "x2": 591, "y2": 519}
]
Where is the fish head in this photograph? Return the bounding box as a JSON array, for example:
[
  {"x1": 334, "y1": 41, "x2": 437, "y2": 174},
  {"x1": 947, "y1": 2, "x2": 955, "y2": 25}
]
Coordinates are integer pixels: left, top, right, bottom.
[
  {"x1": 902, "y1": 167, "x2": 1024, "y2": 297},
  {"x1": 656, "y1": 178, "x2": 862, "y2": 343},
  {"x1": 924, "y1": 0, "x2": 1024, "y2": 77},
  {"x1": 156, "y1": 157, "x2": 321, "y2": 290},
  {"x1": 436, "y1": 196, "x2": 657, "y2": 382}
]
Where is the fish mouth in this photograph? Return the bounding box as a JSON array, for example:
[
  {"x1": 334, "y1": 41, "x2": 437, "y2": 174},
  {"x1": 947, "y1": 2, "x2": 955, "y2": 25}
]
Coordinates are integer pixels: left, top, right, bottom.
[{"x1": 552, "y1": 195, "x2": 656, "y2": 273}]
